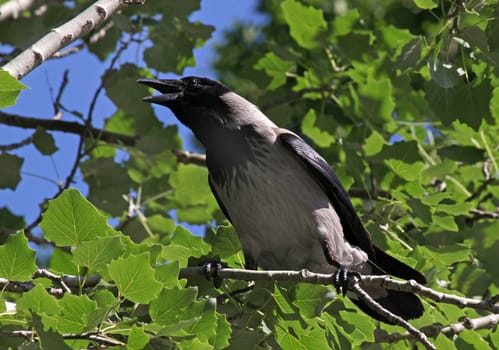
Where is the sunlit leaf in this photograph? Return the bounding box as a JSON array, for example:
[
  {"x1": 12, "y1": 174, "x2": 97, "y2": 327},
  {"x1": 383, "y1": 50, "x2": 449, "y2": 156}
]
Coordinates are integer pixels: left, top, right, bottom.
[
  {"x1": 107, "y1": 252, "x2": 162, "y2": 304},
  {"x1": 0, "y1": 232, "x2": 36, "y2": 281}
]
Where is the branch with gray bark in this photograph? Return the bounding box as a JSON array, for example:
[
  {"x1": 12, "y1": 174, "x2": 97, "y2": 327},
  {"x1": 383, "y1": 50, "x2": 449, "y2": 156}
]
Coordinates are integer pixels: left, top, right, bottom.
[
  {"x1": 1, "y1": 0, "x2": 145, "y2": 80},
  {"x1": 179, "y1": 266, "x2": 499, "y2": 349}
]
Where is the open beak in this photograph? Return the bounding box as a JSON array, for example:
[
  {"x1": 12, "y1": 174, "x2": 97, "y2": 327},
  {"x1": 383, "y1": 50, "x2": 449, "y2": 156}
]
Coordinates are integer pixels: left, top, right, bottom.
[{"x1": 137, "y1": 78, "x2": 183, "y2": 105}]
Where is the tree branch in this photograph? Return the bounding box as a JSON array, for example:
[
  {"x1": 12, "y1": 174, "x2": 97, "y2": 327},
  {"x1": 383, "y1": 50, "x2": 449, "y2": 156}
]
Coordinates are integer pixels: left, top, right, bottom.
[
  {"x1": 0, "y1": 269, "x2": 101, "y2": 296},
  {"x1": 0, "y1": 330, "x2": 124, "y2": 346},
  {"x1": 0, "y1": 0, "x2": 140, "y2": 79},
  {"x1": 374, "y1": 314, "x2": 499, "y2": 343},
  {"x1": 179, "y1": 267, "x2": 499, "y2": 314},
  {"x1": 0, "y1": 0, "x2": 36, "y2": 22},
  {"x1": 0, "y1": 135, "x2": 33, "y2": 151},
  {"x1": 349, "y1": 275, "x2": 435, "y2": 350},
  {"x1": 0, "y1": 111, "x2": 137, "y2": 146}
]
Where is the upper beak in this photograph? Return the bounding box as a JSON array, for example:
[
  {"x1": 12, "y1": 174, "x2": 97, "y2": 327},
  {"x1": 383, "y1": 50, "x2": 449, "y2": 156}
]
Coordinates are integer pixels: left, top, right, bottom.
[{"x1": 137, "y1": 78, "x2": 183, "y2": 105}]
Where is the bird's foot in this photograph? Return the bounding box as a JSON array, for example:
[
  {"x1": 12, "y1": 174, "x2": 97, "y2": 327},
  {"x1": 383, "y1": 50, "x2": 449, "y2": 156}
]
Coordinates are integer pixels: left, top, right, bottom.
[
  {"x1": 203, "y1": 261, "x2": 224, "y2": 288},
  {"x1": 333, "y1": 266, "x2": 360, "y2": 296}
]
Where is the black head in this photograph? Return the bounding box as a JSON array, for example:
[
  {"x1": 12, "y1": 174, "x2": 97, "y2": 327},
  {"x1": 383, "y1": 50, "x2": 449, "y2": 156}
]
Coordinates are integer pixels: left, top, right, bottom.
[{"x1": 137, "y1": 76, "x2": 241, "y2": 146}]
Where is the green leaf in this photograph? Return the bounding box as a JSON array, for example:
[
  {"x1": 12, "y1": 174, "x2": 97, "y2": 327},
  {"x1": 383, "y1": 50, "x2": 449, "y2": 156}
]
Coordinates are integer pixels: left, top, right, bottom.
[
  {"x1": 0, "y1": 153, "x2": 23, "y2": 190},
  {"x1": 211, "y1": 225, "x2": 243, "y2": 260},
  {"x1": 430, "y1": 244, "x2": 471, "y2": 265},
  {"x1": 107, "y1": 252, "x2": 162, "y2": 304},
  {"x1": 105, "y1": 64, "x2": 155, "y2": 119},
  {"x1": 456, "y1": 330, "x2": 490, "y2": 349},
  {"x1": 212, "y1": 314, "x2": 231, "y2": 349},
  {"x1": 436, "y1": 202, "x2": 474, "y2": 216},
  {"x1": 81, "y1": 157, "x2": 131, "y2": 216},
  {"x1": 395, "y1": 37, "x2": 422, "y2": 71},
  {"x1": 413, "y1": 0, "x2": 438, "y2": 9},
  {"x1": 49, "y1": 248, "x2": 79, "y2": 275},
  {"x1": 363, "y1": 131, "x2": 387, "y2": 156},
  {"x1": 0, "y1": 70, "x2": 28, "y2": 107},
  {"x1": 356, "y1": 77, "x2": 395, "y2": 122},
  {"x1": 281, "y1": 0, "x2": 327, "y2": 49},
  {"x1": 332, "y1": 9, "x2": 360, "y2": 36},
  {"x1": 161, "y1": 226, "x2": 211, "y2": 266},
  {"x1": 127, "y1": 325, "x2": 149, "y2": 350},
  {"x1": 40, "y1": 188, "x2": 109, "y2": 247},
  {"x1": 0, "y1": 207, "x2": 25, "y2": 230},
  {"x1": 33, "y1": 128, "x2": 58, "y2": 155},
  {"x1": 301, "y1": 109, "x2": 335, "y2": 147},
  {"x1": 17, "y1": 284, "x2": 61, "y2": 315},
  {"x1": 432, "y1": 214, "x2": 459, "y2": 231},
  {"x1": 0, "y1": 232, "x2": 36, "y2": 281},
  {"x1": 150, "y1": 287, "x2": 197, "y2": 325},
  {"x1": 155, "y1": 262, "x2": 181, "y2": 288},
  {"x1": 293, "y1": 284, "x2": 333, "y2": 319},
  {"x1": 170, "y1": 164, "x2": 211, "y2": 206},
  {"x1": 429, "y1": 59, "x2": 461, "y2": 89},
  {"x1": 425, "y1": 80, "x2": 492, "y2": 130},
  {"x1": 459, "y1": 26, "x2": 489, "y2": 53},
  {"x1": 55, "y1": 294, "x2": 97, "y2": 333},
  {"x1": 144, "y1": 17, "x2": 214, "y2": 73},
  {"x1": 337, "y1": 309, "x2": 376, "y2": 344},
  {"x1": 169, "y1": 164, "x2": 218, "y2": 224},
  {"x1": 385, "y1": 159, "x2": 424, "y2": 182},
  {"x1": 72, "y1": 235, "x2": 123, "y2": 274},
  {"x1": 379, "y1": 140, "x2": 421, "y2": 163},
  {"x1": 491, "y1": 86, "x2": 499, "y2": 120},
  {"x1": 32, "y1": 313, "x2": 71, "y2": 350},
  {"x1": 422, "y1": 160, "x2": 458, "y2": 179},
  {"x1": 254, "y1": 52, "x2": 295, "y2": 90},
  {"x1": 273, "y1": 284, "x2": 295, "y2": 315}
]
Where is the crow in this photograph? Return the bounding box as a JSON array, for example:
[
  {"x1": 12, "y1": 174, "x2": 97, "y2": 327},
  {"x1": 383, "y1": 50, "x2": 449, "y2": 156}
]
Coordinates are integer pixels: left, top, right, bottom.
[{"x1": 137, "y1": 76, "x2": 426, "y2": 323}]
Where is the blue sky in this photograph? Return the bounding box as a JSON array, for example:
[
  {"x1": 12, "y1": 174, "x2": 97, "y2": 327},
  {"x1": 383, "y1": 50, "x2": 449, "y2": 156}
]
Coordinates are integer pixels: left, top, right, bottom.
[{"x1": 0, "y1": 0, "x2": 268, "y2": 232}]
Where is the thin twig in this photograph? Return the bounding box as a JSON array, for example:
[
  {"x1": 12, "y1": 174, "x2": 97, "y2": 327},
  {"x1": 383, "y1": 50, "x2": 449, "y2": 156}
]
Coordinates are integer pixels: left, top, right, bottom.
[
  {"x1": 468, "y1": 208, "x2": 499, "y2": 220},
  {"x1": 53, "y1": 70, "x2": 69, "y2": 116},
  {"x1": 349, "y1": 275, "x2": 436, "y2": 350},
  {"x1": 0, "y1": 135, "x2": 33, "y2": 151},
  {"x1": 0, "y1": 330, "x2": 124, "y2": 346},
  {"x1": 374, "y1": 314, "x2": 499, "y2": 343}
]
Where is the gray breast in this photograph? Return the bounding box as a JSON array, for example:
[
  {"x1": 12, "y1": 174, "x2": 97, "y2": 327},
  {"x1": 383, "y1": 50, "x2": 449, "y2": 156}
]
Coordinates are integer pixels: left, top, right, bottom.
[{"x1": 210, "y1": 136, "x2": 369, "y2": 273}]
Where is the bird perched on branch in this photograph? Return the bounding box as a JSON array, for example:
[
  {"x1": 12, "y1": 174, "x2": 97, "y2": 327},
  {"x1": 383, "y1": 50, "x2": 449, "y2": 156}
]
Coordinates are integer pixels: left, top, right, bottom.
[{"x1": 137, "y1": 76, "x2": 426, "y2": 323}]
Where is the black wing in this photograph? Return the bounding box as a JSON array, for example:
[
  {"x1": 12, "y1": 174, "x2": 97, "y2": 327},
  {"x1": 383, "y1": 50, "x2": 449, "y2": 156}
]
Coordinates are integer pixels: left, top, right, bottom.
[
  {"x1": 208, "y1": 176, "x2": 232, "y2": 223},
  {"x1": 279, "y1": 132, "x2": 376, "y2": 259},
  {"x1": 279, "y1": 132, "x2": 426, "y2": 284}
]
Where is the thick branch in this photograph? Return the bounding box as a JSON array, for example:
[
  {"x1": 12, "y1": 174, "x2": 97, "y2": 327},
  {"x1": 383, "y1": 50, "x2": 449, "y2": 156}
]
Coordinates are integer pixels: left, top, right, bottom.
[
  {"x1": 0, "y1": 269, "x2": 101, "y2": 296},
  {"x1": 179, "y1": 267, "x2": 499, "y2": 313},
  {"x1": 1, "y1": 0, "x2": 127, "y2": 79},
  {"x1": 0, "y1": 111, "x2": 137, "y2": 146},
  {"x1": 0, "y1": 0, "x2": 36, "y2": 22}
]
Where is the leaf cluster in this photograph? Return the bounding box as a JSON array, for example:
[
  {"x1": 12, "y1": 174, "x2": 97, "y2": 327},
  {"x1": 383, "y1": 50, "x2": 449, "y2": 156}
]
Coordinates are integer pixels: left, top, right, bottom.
[{"x1": 0, "y1": 0, "x2": 498, "y2": 349}]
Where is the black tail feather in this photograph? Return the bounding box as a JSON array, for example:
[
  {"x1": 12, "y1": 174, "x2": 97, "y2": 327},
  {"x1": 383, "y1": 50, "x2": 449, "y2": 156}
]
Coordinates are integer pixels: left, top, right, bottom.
[
  {"x1": 373, "y1": 246, "x2": 426, "y2": 284},
  {"x1": 351, "y1": 290, "x2": 425, "y2": 324}
]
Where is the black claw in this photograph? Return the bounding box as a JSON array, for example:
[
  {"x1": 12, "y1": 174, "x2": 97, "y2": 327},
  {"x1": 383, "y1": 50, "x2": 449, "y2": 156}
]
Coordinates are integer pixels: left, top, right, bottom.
[
  {"x1": 333, "y1": 266, "x2": 349, "y2": 296},
  {"x1": 203, "y1": 261, "x2": 223, "y2": 288},
  {"x1": 333, "y1": 267, "x2": 362, "y2": 296}
]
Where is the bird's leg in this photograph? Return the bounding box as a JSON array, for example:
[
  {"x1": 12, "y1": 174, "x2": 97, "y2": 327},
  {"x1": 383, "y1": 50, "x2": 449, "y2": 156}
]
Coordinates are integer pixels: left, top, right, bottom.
[
  {"x1": 333, "y1": 266, "x2": 349, "y2": 296},
  {"x1": 333, "y1": 266, "x2": 361, "y2": 296},
  {"x1": 203, "y1": 261, "x2": 224, "y2": 288}
]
